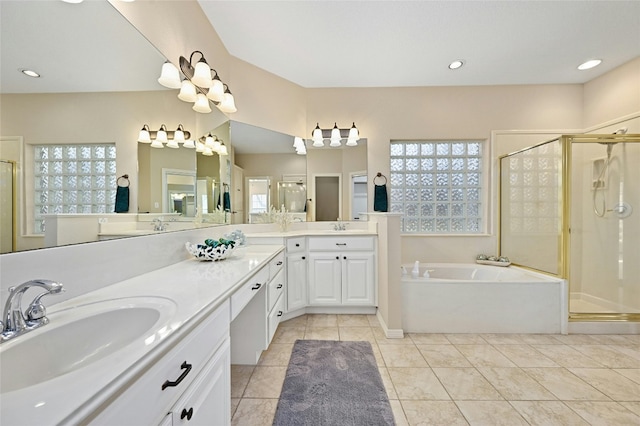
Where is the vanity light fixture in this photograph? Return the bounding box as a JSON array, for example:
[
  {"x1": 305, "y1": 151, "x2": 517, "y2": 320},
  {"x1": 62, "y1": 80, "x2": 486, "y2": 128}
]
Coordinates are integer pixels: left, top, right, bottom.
[
  {"x1": 157, "y1": 50, "x2": 237, "y2": 114},
  {"x1": 157, "y1": 61, "x2": 181, "y2": 89},
  {"x1": 448, "y1": 60, "x2": 464, "y2": 70},
  {"x1": 219, "y1": 142, "x2": 229, "y2": 156},
  {"x1": 137, "y1": 124, "x2": 192, "y2": 149},
  {"x1": 199, "y1": 134, "x2": 227, "y2": 156},
  {"x1": 578, "y1": 59, "x2": 602, "y2": 70},
  {"x1": 311, "y1": 122, "x2": 361, "y2": 147},
  {"x1": 293, "y1": 137, "x2": 306, "y2": 155}
]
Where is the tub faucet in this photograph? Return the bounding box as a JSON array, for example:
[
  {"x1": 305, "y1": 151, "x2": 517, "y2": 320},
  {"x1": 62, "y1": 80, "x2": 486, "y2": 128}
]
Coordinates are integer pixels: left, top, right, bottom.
[{"x1": 1, "y1": 279, "x2": 64, "y2": 343}]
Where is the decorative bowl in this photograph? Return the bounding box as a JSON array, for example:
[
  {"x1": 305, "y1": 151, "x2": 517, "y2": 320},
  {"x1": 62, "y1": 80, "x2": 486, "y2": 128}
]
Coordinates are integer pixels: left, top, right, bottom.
[{"x1": 185, "y1": 239, "x2": 236, "y2": 261}]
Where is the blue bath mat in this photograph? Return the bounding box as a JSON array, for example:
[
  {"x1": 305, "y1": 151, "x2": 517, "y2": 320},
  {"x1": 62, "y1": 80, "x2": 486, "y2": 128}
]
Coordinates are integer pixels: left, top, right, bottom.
[{"x1": 273, "y1": 340, "x2": 395, "y2": 426}]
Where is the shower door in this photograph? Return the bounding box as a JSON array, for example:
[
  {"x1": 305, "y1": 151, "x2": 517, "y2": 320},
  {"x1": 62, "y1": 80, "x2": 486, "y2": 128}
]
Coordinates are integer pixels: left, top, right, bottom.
[
  {"x1": 0, "y1": 160, "x2": 16, "y2": 253},
  {"x1": 567, "y1": 136, "x2": 640, "y2": 318}
]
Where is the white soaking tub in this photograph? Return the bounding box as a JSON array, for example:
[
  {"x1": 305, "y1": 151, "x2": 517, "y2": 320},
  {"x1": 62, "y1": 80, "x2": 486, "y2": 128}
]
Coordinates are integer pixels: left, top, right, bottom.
[{"x1": 401, "y1": 263, "x2": 568, "y2": 334}]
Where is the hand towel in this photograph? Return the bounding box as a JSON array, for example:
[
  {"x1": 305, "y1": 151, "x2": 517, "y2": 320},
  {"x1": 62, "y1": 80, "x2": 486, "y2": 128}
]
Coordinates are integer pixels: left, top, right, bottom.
[
  {"x1": 223, "y1": 190, "x2": 231, "y2": 212},
  {"x1": 374, "y1": 184, "x2": 388, "y2": 212},
  {"x1": 114, "y1": 185, "x2": 129, "y2": 213}
]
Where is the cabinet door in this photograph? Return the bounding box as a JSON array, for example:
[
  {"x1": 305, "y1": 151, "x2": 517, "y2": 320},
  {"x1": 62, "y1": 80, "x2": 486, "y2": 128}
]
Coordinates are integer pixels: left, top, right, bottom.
[
  {"x1": 342, "y1": 252, "x2": 375, "y2": 305},
  {"x1": 286, "y1": 254, "x2": 307, "y2": 312},
  {"x1": 169, "y1": 339, "x2": 230, "y2": 426},
  {"x1": 308, "y1": 253, "x2": 342, "y2": 305}
]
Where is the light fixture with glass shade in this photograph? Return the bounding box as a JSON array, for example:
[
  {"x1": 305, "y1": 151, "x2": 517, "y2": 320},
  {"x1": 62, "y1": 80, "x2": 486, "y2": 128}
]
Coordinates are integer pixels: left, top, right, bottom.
[
  {"x1": 177, "y1": 79, "x2": 197, "y2": 102},
  {"x1": 157, "y1": 61, "x2": 182, "y2": 88},
  {"x1": 212, "y1": 136, "x2": 222, "y2": 153},
  {"x1": 330, "y1": 123, "x2": 342, "y2": 147},
  {"x1": 137, "y1": 124, "x2": 151, "y2": 143},
  {"x1": 138, "y1": 124, "x2": 192, "y2": 149},
  {"x1": 193, "y1": 93, "x2": 212, "y2": 113},
  {"x1": 346, "y1": 122, "x2": 359, "y2": 146},
  {"x1": 312, "y1": 123, "x2": 324, "y2": 147},
  {"x1": 156, "y1": 50, "x2": 238, "y2": 114},
  {"x1": 219, "y1": 142, "x2": 228, "y2": 156}
]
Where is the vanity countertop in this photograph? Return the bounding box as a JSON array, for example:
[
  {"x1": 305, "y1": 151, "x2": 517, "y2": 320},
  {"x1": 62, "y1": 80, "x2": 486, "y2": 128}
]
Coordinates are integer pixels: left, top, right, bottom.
[
  {"x1": 244, "y1": 229, "x2": 378, "y2": 238},
  {"x1": 0, "y1": 244, "x2": 284, "y2": 426}
]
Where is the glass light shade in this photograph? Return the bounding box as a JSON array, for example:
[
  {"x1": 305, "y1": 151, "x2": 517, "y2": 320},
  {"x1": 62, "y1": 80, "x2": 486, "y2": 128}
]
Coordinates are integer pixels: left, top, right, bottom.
[
  {"x1": 312, "y1": 124, "x2": 324, "y2": 147},
  {"x1": 195, "y1": 141, "x2": 205, "y2": 152},
  {"x1": 212, "y1": 137, "x2": 222, "y2": 152},
  {"x1": 330, "y1": 123, "x2": 341, "y2": 147},
  {"x1": 183, "y1": 139, "x2": 196, "y2": 149},
  {"x1": 219, "y1": 91, "x2": 237, "y2": 113},
  {"x1": 348, "y1": 123, "x2": 359, "y2": 141},
  {"x1": 346, "y1": 138, "x2": 358, "y2": 146},
  {"x1": 150, "y1": 139, "x2": 164, "y2": 148},
  {"x1": 219, "y1": 143, "x2": 228, "y2": 156},
  {"x1": 203, "y1": 147, "x2": 214, "y2": 156},
  {"x1": 207, "y1": 77, "x2": 225, "y2": 102},
  {"x1": 173, "y1": 128, "x2": 185, "y2": 143},
  {"x1": 137, "y1": 128, "x2": 151, "y2": 143},
  {"x1": 192, "y1": 93, "x2": 212, "y2": 113},
  {"x1": 156, "y1": 128, "x2": 168, "y2": 143},
  {"x1": 157, "y1": 61, "x2": 181, "y2": 89},
  {"x1": 191, "y1": 60, "x2": 212, "y2": 88},
  {"x1": 293, "y1": 137, "x2": 304, "y2": 149},
  {"x1": 296, "y1": 146, "x2": 306, "y2": 155},
  {"x1": 205, "y1": 134, "x2": 215, "y2": 148},
  {"x1": 177, "y1": 80, "x2": 197, "y2": 102},
  {"x1": 166, "y1": 139, "x2": 179, "y2": 149}
]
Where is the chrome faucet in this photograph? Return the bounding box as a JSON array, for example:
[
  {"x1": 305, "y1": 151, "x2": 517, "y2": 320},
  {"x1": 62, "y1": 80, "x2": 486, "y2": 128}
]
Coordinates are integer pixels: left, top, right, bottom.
[
  {"x1": 333, "y1": 219, "x2": 347, "y2": 231},
  {"x1": 1, "y1": 279, "x2": 64, "y2": 343},
  {"x1": 152, "y1": 217, "x2": 168, "y2": 231}
]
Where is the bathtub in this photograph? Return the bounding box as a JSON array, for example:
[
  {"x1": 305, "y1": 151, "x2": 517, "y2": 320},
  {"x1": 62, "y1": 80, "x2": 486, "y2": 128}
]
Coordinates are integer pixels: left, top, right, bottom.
[{"x1": 401, "y1": 263, "x2": 568, "y2": 334}]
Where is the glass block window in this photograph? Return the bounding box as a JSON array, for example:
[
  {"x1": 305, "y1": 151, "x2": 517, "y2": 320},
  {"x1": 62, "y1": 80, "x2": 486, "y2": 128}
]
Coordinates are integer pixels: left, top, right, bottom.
[
  {"x1": 390, "y1": 141, "x2": 484, "y2": 233},
  {"x1": 33, "y1": 144, "x2": 117, "y2": 233}
]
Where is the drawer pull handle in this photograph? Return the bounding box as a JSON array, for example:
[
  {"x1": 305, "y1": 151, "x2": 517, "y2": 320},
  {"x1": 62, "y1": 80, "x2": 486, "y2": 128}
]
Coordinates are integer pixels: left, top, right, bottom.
[
  {"x1": 276, "y1": 261, "x2": 283, "y2": 266},
  {"x1": 302, "y1": 256, "x2": 306, "y2": 260},
  {"x1": 277, "y1": 284, "x2": 283, "y2": 289},
  {"x1": 344, "y1": 256, "x2": 347, "y2": 260},
  {"x1": 336, "y1": 243, "x2": 347, "y2": 246},
  {"x1": 277, "y1": 311, "x2": 283, "y2": 317},
  {"x1": 162, "y1": 361, "x2": 192, "y2": 390},
  {"x1": 295, "y1": 243, "x2": 300, "y2": 247},
  {"x1": 336, "y1": 256, "x2": 339, "y2": 260},
  {"x1": 181, "y1": 407, "x2": 194, "y2": 420},
  {"x1": 251, "y1": 283, "x2": 262, "y2": 290}
]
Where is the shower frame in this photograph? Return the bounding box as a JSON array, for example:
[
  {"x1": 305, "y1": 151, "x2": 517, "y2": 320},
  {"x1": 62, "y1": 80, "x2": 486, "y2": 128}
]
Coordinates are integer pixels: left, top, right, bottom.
[{"x1": 498, "y1": 134, "x2": 640, "y2": 323}]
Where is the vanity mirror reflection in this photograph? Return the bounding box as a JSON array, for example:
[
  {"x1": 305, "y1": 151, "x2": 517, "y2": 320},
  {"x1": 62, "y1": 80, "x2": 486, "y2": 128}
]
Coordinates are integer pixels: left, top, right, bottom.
[
  {"x1": 229, "y1": 120, "x2": 368, "y2": 224},
  {"x1": 0, "y1": 0, "x2": 228, "y2": 252}
]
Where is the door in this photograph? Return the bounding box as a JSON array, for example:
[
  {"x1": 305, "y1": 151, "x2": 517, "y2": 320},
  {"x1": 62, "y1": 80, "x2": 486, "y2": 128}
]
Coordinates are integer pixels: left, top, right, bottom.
[
  {"x1": 247, "y1": 177, "x2": 270, "y2": 223},
  {"x1": 0, "y1": 160, "x2": 15, "y2": 254},
  {"x1": 350, "y1": 172, "x2": 368, "y2": 220},
  {"x1": 342, "y1": 252, "x2": 375, "y2": 305},
  {"x1": 308, "y1": 253, "x2": 342, "y2": 305},
  {"x1": 286, "y1": 254, "x2": 308, "y2": 312},
  {"x1": 232, "y1": 165, "x2": 244, "y2": 224},
  {"x1": 314, "y1": 175, "x2": 341, "y2": 221}
]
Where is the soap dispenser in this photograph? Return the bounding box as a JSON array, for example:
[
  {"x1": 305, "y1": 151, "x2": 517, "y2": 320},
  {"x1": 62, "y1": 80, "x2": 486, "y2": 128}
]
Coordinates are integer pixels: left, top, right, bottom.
[{"x1": 411, "y1": 261, "x2": 420, "y2": 278}]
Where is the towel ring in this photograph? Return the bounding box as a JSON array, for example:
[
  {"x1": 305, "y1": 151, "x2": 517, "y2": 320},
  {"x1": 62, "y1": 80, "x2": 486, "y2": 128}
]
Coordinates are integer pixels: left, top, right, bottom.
[
  {"x1": 373, "y1": 172, "x2": 387, "y2": 185},
  {"x1": 117, "y1": 174, "x2": 130, "y2": 187}
]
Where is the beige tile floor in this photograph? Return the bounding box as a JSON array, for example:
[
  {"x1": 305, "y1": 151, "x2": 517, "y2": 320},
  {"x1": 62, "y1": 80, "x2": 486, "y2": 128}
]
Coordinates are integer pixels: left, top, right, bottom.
[{"x1": 231, "y1": 314, "x2": 640, "y2": 425}]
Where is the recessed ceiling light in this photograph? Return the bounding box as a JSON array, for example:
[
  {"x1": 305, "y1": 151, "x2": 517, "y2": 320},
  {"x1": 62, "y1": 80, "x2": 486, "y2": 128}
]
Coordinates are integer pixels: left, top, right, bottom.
[
  {"x1": 578, "y1": 59, "x2": 602, "y2": 70},
  {"x1": 61, "y1": 0, "x2": 84, "y2": 3},
  {"x1": 20, "y1": 69, "x2": 41, "y2": 78},
  {"x1": 448, "y1": 60, "x2": 464, "y2": 70}
]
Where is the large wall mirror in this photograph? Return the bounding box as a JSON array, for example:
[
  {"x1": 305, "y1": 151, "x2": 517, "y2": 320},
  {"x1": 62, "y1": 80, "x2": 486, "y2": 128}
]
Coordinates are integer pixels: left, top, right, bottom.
[
  {"x1": 230, "y1": 120, "x2": 368, "y2": 224},
  {"x1": 0, "y1": 0, "x2": 228, "y2": 252}
]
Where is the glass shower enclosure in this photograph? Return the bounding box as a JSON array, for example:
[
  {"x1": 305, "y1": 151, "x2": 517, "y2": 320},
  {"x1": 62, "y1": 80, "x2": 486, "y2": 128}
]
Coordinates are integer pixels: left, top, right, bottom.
[{"x1": 499, "y1": 134, "x2": 640, "y2": 322}]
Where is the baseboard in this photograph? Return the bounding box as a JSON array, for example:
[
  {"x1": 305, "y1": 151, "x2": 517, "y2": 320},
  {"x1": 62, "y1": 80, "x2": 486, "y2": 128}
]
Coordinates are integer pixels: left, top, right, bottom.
[
  {"x1": 568, "y1": 321, "x2": 640, "y2": 335},
  {"x1": 376, "y1": 310, "x2": 404, "y2": 339}
]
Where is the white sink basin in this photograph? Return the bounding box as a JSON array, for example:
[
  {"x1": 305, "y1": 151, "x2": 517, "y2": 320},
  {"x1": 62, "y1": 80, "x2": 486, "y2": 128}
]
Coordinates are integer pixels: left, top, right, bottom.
[{"x1": 0, "y1": 296, "x2": 177, "y2": 393}]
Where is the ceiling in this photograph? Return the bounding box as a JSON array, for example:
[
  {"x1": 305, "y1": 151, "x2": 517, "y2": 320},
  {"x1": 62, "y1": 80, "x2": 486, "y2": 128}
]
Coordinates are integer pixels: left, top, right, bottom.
[{"x1": 198, "y1": 0, "x2": 640, "y2": 88}]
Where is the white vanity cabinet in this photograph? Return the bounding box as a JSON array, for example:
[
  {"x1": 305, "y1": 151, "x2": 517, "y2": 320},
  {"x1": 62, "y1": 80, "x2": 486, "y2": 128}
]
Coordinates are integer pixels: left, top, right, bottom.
[
  {"x1": 230, "y1": 250, "x2": 285, "y2": 364},
  {"x1": 308, "y1": 236, "x2": 376, "y2": 306},
  {"x1": 90, "y1": 301, "x2": 231, "y2": 426},
  {"x1": 285, "y1": 236, "x2": 307, "y2": 312}
]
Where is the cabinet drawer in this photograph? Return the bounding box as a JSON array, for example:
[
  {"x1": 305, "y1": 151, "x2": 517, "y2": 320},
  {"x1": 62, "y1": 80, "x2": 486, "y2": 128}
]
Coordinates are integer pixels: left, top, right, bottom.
[
  {"x1": 286, "y1": 237, "x2": 306, "y2": 253},
  {"x1": 267, "y1": 269, "x2": 285, "y2": 312},
  {"x1": 90, "y1": 301, "x2": 230, "y2": 426},
  {"x1": 308, "y1": 236, "x2": 374, "y2": 251},
  {"x1": 231, "y1": 267, "x2": 269, "y2": 321},
  {"x1": 268, "y1": 294, "x2": 285, "y2": 344},
  {"x1": 269, "y1": 252, "x2": 285, "y2": 280}
]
